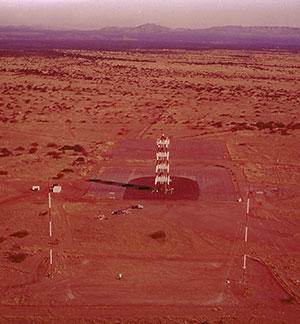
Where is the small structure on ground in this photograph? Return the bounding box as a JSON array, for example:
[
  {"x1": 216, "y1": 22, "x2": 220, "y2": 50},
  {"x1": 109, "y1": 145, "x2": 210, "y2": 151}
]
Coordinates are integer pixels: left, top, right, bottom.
[
  {"x1": 51, "y1": 185, "x2": 62, "y2": 193},
  {"x1": 112, "y1": 209, "x2": 124, "y2": 215},
  {"x1": 131, "y1": 204, "x2": 144, "y2": 209},
  {"x1": 31, "y1": 186, "x2": 40, "y2": 191}
]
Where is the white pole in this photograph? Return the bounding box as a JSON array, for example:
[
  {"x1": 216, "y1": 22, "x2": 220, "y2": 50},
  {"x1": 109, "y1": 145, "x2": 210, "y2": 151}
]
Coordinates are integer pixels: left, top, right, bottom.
[
  {"x1": 243, "y1": 254, "x2": 247, "y2": 269},
  {"x1": 244, "y1": 226, "x2": 248, "y2": 242},
  {"x1": 48, "y1": 192, "x2": 51, "y2": 209},
  {"x1": 50, "y1": 249, "x2": 53, "y2": 265},
  {"x1": 246, "y1": 198, "x2": 250, "y2": 215},
  {"x1": 49, "y1": 221, "x2": 52, "y2": 237}
]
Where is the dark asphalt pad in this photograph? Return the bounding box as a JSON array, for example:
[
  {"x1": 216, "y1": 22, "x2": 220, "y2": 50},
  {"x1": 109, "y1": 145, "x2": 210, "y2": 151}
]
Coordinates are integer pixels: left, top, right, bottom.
[{"x1": 123, "y1": 176, "x2": 199, "y2": 200}]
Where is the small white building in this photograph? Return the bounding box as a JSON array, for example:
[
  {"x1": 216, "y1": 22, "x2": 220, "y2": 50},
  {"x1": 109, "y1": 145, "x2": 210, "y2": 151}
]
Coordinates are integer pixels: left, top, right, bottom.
[{"x1": 51, "y1": 185, "x2": 61, "y2": 193}]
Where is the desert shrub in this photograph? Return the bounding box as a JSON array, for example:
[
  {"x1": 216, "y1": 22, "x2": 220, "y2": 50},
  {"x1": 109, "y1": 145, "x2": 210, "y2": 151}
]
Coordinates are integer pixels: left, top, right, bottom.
[
  {"x1": 73, "y1": 144, "x2": 87, "y2": 154},
  {"x1": 28, "y1": 147, "x2": 37, "y2": 154},
  {"x1": 230, "y1": 126, "x2": 238, "y2": 132},
  {"x1": 15, "y1": 146, "x2": 25, "y2": 151},
  {"x1": 255, "y1": 121, "x2": 275, "y2": 130},
  {"x1": 7, "y1": 252, "x2": 27, "y2": 263},
  {"x1": 47, "y1": 143, "x2": 58, "y2": 148},
  {"x1": 0, "y1": 237, "x2": 6, "y2": 243},
  {"x1": 47, "y1": 151, "x2": 61, "y2": 159},
  {"x1": 10, "y1": 230, "x2": 29, "y2": 238},
  {"x1": 212, "y1": 121, "x2": 222, "y2": 128},
  {"x1": 255, "y1": 121, "x2": 266, "y2": 129},
  {"x1": 73, "y1": 157, "x2": 85, "y2": 164},
  {"x1": 0, "y1": 117, "x2": 9, "y2": 122},
  {"x1": 287, "y1": 122, "x2": 300, "y2": 130},
  {"x1": 150, "y1": 231, "x2": 166, "y2": 240},
  {"x1": 61, "y1": 168, "x2": 74, "y2": 173},
  {"x1": 281, "y1": 297, "x2": 294, "y2": 303},
  {"x1": 264, "y1": 121, "x2": 275, "y2": 129},
  {"x1": 59, "y1": 144, "x2": 88, "y2": 156},
  {"x1": 275, "y1": 122, "x2": 285, "y2": 128},
  {"x1": 53, "y1": 173, "x2": 64, "y2": 180},
  {"x1": 0, "y1": 148, "x2": 12, "y2": 157}
]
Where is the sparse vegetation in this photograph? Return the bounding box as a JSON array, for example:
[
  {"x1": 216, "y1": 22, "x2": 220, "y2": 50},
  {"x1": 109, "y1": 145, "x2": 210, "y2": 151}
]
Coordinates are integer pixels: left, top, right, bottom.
[
  {"x1": 59, "y1": 144, "x2": 88, "y2": 156},
  {"x1": 47, "y1": 151, "x2": 62, "y2": 159},
  {"x1": 15, "y1": 146, "x2": 25, "y2": 151},
  {"x1": 28, "y1": 147, "x2": 37, "y2": 154},
  {"x1": 73, "y1": 157, "x2": 85, "y2": 164},
  {"x1": 47, "y1": 143, "x2": 58, "y2": 148},
  {"x1": 53, "y1": 172, "x2": 64, "y2": 180},
  {"x1": 7, "y1": 252, "x2": 27, "y2": 263},
  {"x1": 0, "y1": 148, "x2": 12, "y2": 157},
  {"x1": 0, "y1": 47, "x2": 299, "y2": 322},
  {"x1": 150, "y1": 231, "x2": 166, "y2": 240},
  {"x1": 61, "y1": 168, "x2": 74, "y2": 173},
  {"x1": 281, "y1": 297, "x2": 294, "y2": 303},
  {"x1": 10, "y1": 230, "x2": 29, "y2": 238}
]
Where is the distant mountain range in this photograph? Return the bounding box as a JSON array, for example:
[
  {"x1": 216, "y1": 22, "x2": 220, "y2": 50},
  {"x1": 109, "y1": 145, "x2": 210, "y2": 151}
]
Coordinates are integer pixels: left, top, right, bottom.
[{"x1": 0, "y1": 23, "x2": 299, "y2": 50}]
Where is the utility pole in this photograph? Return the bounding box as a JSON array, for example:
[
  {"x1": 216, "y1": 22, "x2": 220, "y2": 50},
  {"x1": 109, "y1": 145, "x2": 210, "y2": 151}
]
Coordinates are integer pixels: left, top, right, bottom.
[
  {"x1": 48, "y1": 184, "x2": 61, "y2": 278},
  {"x1": 243, "y1": 190, "x2": 250, "y2": 283}
]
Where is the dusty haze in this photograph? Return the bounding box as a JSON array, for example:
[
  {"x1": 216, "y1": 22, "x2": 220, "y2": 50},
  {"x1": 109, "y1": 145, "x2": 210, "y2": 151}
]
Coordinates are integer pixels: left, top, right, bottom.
[{"x1": 0, "y1": 0, "x2": 300, "y2": 29}]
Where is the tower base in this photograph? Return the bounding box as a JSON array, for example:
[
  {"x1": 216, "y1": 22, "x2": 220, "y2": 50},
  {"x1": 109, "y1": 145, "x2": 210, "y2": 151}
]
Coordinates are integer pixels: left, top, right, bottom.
[
  {"x1": 152, "y1": 186, "x2": 174, "y2": 195},
  {"x1": 123, "y1": 176, "x2": 199, "y2": 200}
]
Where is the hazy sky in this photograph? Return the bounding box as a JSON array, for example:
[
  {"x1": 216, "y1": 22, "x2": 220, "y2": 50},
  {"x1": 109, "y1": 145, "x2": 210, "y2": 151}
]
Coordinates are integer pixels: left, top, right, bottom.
[{"x1": 0, "y1": 0, "x2": 299, "y2": 30}]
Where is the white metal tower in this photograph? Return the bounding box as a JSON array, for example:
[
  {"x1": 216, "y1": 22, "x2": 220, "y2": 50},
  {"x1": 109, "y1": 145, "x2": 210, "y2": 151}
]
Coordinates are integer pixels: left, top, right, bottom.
[{"x1": 153, "y1": 134, "x2": 173, "y2": 194}]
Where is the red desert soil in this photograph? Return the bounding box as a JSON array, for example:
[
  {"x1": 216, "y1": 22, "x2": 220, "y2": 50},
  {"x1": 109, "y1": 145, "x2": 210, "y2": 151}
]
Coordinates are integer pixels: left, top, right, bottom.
[{"x1": 0, "y1": 49, "x2": 300, "y2": 323}]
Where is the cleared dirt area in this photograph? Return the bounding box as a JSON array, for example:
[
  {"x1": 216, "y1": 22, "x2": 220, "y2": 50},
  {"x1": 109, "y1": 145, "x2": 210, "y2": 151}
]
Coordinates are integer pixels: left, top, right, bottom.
[
  {"x1": 0, "y1": 48, "x2": 300, "y2": 323},
  {"x1": 111, "y1": 139, "x2": 227, "y2": 160},
  {"x1": 90, "y1": 138, "x2": 236, "y2": 201}
]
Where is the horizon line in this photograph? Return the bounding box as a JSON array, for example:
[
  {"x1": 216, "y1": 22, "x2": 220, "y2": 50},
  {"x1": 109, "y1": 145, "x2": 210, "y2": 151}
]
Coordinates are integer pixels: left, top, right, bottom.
[{"x1": 0, "y1": 23, "x2": 300, "y2": 32}]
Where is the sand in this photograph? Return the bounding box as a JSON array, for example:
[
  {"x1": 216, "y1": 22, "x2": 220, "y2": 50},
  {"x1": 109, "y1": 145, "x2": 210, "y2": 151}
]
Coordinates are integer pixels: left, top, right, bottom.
[{"x1": 0, "y1": 48, "x2": 300, "y2": 323}]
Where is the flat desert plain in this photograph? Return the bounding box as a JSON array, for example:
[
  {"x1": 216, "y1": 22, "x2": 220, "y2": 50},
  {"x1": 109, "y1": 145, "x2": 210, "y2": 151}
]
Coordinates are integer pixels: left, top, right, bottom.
[{"x1": 0, "y1": 48, "x2": 300, "y2": 323}]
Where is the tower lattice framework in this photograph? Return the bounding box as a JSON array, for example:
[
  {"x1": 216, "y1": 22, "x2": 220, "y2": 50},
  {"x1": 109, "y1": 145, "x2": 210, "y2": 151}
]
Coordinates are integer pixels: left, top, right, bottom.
[{"x1": 154, "y1": 134, "x2": 173, "y2": 194}]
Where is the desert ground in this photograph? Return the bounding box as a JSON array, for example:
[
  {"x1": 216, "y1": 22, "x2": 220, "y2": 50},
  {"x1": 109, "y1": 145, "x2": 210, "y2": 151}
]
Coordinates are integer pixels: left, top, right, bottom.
[{"x1": 0, "y1": 48, "x2": 300, "y2": 323}]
